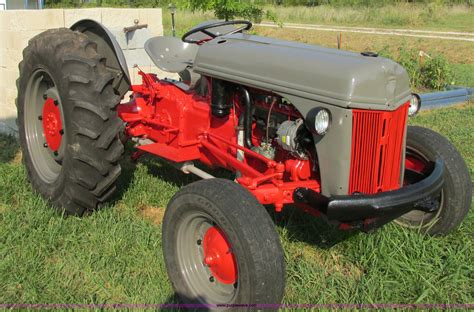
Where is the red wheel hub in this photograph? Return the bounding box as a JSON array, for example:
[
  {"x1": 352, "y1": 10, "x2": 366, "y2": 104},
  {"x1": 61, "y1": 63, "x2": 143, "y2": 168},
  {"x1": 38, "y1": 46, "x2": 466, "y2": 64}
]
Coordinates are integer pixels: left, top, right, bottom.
[
  {"x1": 202, "y1": 226, "x2": 237, "y2": 284},
  {"x1": 405, "y1": 154, "x2": 428, "y2": 174},
  {"x1": 42, "y1": 98, "x2": 63, "y2": 152}
]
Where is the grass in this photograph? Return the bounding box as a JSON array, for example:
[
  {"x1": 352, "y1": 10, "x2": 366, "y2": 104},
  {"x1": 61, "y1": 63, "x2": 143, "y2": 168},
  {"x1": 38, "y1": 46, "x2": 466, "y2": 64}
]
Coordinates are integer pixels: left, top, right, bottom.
[
  {"x1": 263, "y1": 4, "x2": 474, "y2": 32},
  {"x1": 1, "y1": 104, "x2": 473, "y2": 305},
  {"x1": 162, "y1": 4, "x2": 474, "y2": 35},
  {"x1": 450, "y1": 64, "x2": 474, "y2": 87}
]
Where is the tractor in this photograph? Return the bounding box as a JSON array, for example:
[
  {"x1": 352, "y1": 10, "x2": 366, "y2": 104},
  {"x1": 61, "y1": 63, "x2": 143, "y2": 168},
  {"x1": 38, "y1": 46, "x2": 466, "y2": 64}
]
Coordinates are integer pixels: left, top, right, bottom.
[{"x1": 16, "y1": 20, "x2": 472, "y2": 307}]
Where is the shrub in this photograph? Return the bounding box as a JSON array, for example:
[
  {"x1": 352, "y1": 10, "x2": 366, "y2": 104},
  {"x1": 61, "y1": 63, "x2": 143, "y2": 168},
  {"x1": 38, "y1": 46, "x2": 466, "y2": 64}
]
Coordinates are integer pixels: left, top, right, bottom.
[
  {"x1": 182, "y1": 0, "x2": 263, "y2": 22},
  {"x1": 379, "y1": 45, "x2": 454, "y2": 90},
  {"x1": 421, "y1": 55, "x2": 454, "y2": 90}
]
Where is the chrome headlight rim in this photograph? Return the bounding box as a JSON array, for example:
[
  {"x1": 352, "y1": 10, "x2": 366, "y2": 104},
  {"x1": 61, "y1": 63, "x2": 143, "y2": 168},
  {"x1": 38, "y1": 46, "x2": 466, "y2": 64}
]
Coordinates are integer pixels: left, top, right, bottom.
[
  {"x1": 305, "y1": 107, "x2": 332, "y2": 136},
  {"x1": 408, "y1": 93, "x2": 421, "y2": 117}
]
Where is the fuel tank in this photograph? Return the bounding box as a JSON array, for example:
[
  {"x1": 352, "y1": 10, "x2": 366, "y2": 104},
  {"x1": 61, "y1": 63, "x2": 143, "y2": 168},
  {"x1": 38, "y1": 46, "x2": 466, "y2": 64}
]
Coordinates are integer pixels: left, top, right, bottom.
[{"x1": 193, "y1": 33, "x2": 411, "y2": 111}]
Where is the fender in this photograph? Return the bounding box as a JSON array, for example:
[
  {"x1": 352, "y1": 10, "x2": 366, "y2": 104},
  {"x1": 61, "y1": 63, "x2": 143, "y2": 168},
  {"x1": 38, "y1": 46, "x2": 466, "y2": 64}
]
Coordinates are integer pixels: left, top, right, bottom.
[{"x1": 71, "y1": 19, "x2": 131, "y2": 97}]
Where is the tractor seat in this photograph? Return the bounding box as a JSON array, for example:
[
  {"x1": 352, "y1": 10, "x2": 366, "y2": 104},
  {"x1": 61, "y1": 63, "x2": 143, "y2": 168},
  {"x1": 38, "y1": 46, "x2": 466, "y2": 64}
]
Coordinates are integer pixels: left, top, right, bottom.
[{"x1": 144, "y1": 36, "x2": 201, "y2": 87}]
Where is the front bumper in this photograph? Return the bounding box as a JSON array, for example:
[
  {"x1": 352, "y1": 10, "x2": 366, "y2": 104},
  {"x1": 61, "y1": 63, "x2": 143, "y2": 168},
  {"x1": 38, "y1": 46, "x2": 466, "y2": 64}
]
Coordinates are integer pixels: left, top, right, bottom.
[{"x1": 293, "y1": 159, "x2": 444, "y2": 231}]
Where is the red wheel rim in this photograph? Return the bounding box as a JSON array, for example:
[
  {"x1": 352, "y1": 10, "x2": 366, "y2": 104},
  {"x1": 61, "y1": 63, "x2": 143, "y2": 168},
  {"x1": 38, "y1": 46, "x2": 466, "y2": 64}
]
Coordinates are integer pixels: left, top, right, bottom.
[
  {"x1": 42, "y1": 98, "x2": 63, "y2": 152},
  {"x1": 202, "y1": 226, "x2": 237, "y2": 285},
  {"x1": 405, "y1": 153, "x2": 428, "y2": 175}
]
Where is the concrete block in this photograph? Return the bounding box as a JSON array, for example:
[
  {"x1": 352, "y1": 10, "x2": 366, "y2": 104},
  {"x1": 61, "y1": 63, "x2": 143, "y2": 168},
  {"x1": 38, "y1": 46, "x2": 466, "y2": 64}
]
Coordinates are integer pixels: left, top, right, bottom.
[
  {"x1": 109, "y1": 28, "x2": 151, "y2": 50},
  {"x1": 109, "y1": 27, "x2": 152, "y2": 51},
  {"x1": 64, "y1": 8, "x2": 102, "y2": 27},
  {"x1": 0, "y1": 11, "x2": 11, "y2": 31},
  {"x1": 0, "y1": 49, "x2": 5, "y2": 68},
  {"x1": 107, "y1": 27, "x2": 152, "y2": 51},
  {"x1": 6, "y1": 9, "x2": 64, "y2": 31},
  {"x1": 120, "y1": 28, "x2": 152, "y2": 50},
  {"x1": 4, "y1": 86, "x2": 18, "y2": 103},
  {"x1": 139, "y1": 9, "x2": 163, "y2": 36},
  {"x1": 1, "y1": 30, "x2": 43, "y2": 51},
  {"x1": 129, "y1": 66, "x2": 139, "y2": 85},
  {"x1": 0, "y1": 86, "x2": 18, "y2": 111},
  {"x1": 123, "y1": 48, "x2": 152, "y2": 68},
  {"x1": 0, "y1": 97, "x2": 18, "y2": 134},
  {"x1": 0, "y1": 48, "x2": 22, "y2": 71},
  {"x1": 0, "y1": 68, "x2": 19, "y2": 91},
  {"x1": 101, "y1": 8, "x2": 140, "y2": 29},
  {"x1": 98, "y1": 9, "x2": 163, "y2": 50},
  {"x1": 0, "y1": 102, "x2": 17, "y2": 118}
]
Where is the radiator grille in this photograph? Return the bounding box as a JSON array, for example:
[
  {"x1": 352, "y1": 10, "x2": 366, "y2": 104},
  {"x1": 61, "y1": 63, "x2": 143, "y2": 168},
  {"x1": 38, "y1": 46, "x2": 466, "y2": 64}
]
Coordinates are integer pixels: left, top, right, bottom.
[{"x1": 349, "y1": 103, "x2": 409, "y2": 195}]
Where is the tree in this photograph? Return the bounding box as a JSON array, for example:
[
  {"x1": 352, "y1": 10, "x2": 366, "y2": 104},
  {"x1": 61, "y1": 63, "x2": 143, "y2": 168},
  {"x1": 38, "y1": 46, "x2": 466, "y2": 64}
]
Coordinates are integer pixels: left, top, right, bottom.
[{"x1": 181, "y1": 0, "x2": 272, "y2": 22}]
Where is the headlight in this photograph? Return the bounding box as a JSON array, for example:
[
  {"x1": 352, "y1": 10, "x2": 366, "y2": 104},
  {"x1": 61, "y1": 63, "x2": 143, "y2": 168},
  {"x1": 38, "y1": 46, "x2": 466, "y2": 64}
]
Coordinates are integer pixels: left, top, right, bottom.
[
  {"x1": 306, "y1": 107, "x2": 331, "y2": 135},
  {"x1": 408, "y1": 94, "x2": 420, "y2": 117},
  {"x1": 314, "y1": 109, "x2": 330, "y2": 134}
]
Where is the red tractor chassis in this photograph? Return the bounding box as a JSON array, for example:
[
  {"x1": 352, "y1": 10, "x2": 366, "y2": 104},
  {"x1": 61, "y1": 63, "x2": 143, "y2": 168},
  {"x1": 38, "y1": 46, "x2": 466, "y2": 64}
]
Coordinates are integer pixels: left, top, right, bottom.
[{"x1": 119, "y1": 71, "x2": 320, "y2": 212}]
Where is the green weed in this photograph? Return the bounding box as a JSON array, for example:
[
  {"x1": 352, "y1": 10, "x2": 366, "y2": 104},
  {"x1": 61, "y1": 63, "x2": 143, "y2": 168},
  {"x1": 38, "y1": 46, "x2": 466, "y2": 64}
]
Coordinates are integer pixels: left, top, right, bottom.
[{"x1": 379, "y1": 45, "x2": 455, "y2": 90}]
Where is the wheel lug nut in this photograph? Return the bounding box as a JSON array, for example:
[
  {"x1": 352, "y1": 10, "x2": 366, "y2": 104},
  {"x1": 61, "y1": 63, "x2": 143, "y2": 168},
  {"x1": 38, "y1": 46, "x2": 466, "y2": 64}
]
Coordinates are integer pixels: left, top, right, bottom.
[{"x1": 209, "y1": 276, "x2": 215, "y2": 283}]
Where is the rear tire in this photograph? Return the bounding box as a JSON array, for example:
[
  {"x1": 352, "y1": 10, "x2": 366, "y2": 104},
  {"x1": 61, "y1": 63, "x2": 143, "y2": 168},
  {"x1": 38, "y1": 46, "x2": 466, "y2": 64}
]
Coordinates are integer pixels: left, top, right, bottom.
[
  {"x1": 395, "y1": 126, "x2": 472, "y2": 235},
  {"x1": 162, "y1": 179, "x2": 285, "y2": 308},
  {"x1": 17, "y1": 28, "x2": 124, "y2": 216}
]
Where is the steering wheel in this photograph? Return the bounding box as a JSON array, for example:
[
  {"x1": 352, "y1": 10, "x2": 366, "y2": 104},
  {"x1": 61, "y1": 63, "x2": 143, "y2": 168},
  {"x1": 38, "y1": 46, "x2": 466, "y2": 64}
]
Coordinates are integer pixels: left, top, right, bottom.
[{"x1": 182, "y1": 20, "x2": 252, "y2": 44}]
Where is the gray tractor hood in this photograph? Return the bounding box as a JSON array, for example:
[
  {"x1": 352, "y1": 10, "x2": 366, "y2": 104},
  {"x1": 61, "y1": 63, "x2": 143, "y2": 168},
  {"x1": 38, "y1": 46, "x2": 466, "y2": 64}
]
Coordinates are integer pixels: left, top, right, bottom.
[{"x1": 193, "y1": 33, "x2": 411, "y2": 110}]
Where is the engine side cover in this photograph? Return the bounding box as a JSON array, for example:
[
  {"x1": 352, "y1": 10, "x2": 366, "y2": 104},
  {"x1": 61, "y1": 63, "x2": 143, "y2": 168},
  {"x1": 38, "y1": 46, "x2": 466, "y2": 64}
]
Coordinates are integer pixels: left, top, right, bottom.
[{"x1": 193, "y1": 34, "x2": 411, "y2": 111}]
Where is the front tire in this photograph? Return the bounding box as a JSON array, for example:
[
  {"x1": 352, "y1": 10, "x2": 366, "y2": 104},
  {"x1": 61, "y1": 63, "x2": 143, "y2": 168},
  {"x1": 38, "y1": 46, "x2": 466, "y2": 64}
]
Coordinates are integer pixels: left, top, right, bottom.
[
  {"x1": 17, "y1": 28, "x2": 124, "y2": 216},
  {"x1": 162, "y1": 179, "x2": 285, "y2": 308},
  {"x1": 395, "y1": 126, "x2": 472, "y2": 235}
]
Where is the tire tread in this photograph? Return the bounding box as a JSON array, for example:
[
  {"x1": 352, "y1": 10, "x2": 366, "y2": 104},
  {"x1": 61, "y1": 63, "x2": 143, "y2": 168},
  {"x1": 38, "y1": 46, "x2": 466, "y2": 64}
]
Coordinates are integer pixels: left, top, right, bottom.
[{"x1": 17, "y1": 28, "x2": 125, "y2": 216}]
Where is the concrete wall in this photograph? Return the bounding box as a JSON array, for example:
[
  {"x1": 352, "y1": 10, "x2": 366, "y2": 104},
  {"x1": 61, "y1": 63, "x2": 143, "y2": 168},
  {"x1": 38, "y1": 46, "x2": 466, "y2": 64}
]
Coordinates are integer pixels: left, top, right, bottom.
[{"x1": 0, "y1": 8, "x2": 167, "y2": 135}]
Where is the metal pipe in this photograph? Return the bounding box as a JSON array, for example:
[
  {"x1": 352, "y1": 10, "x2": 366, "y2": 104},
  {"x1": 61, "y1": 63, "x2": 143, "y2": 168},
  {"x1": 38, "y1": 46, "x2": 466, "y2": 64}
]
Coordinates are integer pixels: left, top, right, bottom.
[
  {"x1": 123, "y1": 24, "x2": 148, "y2": 33},
  {"x1": 235, "y1": 129, "x2": 245, "y2": 178},
  {"x1": 171, "y1": 12, "x2": 176, "y2": 37},
  {"x1": 240, "y1": 87, "x2": 254, "y2": 148},
  {"x1": 169, "y1": 3, "x2": 177, "y2": 37},
  {"x1": 177, "y1": 162, "x2": 215, "y2": 179},
  {"x1": 416, "y1": 87, "x2": 473, "y2": 111}
]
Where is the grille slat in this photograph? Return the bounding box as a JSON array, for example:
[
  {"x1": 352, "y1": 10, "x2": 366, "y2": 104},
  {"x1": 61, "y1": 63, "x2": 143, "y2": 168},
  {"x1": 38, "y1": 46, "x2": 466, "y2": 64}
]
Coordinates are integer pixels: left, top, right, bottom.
[{"x1": 349, "y1": 104, "x2": 409, "y2": 195}]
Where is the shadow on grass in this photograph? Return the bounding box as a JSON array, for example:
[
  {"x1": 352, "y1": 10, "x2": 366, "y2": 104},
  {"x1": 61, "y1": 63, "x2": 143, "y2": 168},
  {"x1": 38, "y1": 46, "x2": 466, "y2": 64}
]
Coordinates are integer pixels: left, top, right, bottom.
[
  {"x1": 127, "y1": 147, "x2": 357, "y2": 250},
  {"x1": 268, "y1": 205, "x2": 358, "y2": 249},
  {"x1": 142, "y1": 154, "x2": 234, "y2": 189},
  {"x1": 158, "y1": 293, "x2": 213, "y2": 311},
  {"x1": 0, "y1": 133, "x2": 20, "y2": 163}
]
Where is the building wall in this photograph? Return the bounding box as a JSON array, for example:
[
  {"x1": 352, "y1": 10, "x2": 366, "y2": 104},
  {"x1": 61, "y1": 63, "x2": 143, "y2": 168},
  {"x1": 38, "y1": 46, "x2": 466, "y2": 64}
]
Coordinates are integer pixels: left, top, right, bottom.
[{"x1": 0, "y1": 8, "x2": 168, "y2": 135}]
